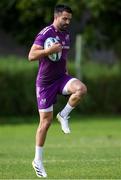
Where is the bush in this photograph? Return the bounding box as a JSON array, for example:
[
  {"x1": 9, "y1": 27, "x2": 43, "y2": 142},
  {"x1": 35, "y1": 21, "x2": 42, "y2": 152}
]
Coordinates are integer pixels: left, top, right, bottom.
[
  {"x1": 0, "y1": 56, "x2": 121, "y2": 116},
  {"x1": 0, "y1": 56, "x2": 38, "y2": 116},
  {"x1": 81, "y1": 75, "x2": 121, "y2": 114}
]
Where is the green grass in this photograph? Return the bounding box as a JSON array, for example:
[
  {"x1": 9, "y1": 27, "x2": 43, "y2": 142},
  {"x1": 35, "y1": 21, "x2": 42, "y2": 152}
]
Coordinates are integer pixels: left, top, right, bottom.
[{"x1": 0, "y1": 115, "x2": 121, "y2": 179}]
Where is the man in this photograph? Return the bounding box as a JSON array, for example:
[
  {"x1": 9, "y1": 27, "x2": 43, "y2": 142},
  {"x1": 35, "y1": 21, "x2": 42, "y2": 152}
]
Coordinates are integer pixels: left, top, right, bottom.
[{"x1": 28, "y1": 4, "x2": 87, "y2": 178}]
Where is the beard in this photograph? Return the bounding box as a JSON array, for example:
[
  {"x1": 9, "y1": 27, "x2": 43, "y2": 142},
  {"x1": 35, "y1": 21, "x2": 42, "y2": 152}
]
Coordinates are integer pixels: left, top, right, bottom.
[{"x1": 59, "y1": 23, "x2": 69, "y2": 31}]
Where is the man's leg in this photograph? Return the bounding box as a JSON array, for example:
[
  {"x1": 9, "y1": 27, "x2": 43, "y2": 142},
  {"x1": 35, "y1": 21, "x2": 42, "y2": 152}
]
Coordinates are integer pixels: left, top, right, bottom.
[
  {"x1": 32, "y1": 109, "x2": 53, "y2": 178},
  {"x1": 57, "y1": 79, "x2": 87, "y2": 133},
  {"x1": 36, "y1": 111, "x2": 53, "y2": 147},
  {"x1": 66, "y1": 79, "x2": 87, "y2": 107}
]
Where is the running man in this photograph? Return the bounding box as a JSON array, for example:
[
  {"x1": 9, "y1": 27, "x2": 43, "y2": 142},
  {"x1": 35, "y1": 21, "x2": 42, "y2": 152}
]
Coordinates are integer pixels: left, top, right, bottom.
[{"x1": 28, "y1": 4, "x2": 87, "y2": 178}]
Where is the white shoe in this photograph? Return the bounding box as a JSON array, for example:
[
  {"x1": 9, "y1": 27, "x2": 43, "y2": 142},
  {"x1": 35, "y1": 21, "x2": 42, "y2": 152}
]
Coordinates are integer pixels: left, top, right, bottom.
[
  {"x1": 56, "y1": 113, "x2": 71, "y2": 134},
  {"x1": 32, "y1": 160, "x2": 47, "y2": 178}
]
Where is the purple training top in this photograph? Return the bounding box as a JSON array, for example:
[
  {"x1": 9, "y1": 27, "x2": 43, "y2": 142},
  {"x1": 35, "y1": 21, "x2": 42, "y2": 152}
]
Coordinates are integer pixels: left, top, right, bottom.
[{"x1": 34, "y1": 24, "x2": 70, "y2": 86}]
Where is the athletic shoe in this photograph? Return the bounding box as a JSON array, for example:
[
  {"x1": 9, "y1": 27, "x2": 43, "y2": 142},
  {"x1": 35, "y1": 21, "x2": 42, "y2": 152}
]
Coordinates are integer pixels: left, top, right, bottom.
[
  {"x1": 56, "y1": 113, "x2": 70, "y2": 134},
  {"x1": 32, "y1": 160, "x2": 47, "y2": 178}
]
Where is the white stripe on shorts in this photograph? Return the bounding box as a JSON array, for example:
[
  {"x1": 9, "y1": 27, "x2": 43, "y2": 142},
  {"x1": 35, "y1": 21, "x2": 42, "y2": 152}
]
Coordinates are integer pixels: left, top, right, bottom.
[
  {"x1": 39, "y1": 105, "x2": 53, "y2": 112},
  {"x1": 62, "y1": 78, "x2": 78, "y2": 95}
]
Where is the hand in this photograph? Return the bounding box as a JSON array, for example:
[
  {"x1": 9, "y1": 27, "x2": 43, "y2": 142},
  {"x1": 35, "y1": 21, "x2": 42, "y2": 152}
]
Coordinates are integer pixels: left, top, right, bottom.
[{"x1": 46, "y1": 43, "x2": 62, "y2": 55}]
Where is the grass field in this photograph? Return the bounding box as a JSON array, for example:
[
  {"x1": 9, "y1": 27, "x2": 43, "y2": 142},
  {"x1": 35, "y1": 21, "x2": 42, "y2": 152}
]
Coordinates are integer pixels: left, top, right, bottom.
[{"x1": 0, "y1": 115, "x2": 121, "y2": 179}]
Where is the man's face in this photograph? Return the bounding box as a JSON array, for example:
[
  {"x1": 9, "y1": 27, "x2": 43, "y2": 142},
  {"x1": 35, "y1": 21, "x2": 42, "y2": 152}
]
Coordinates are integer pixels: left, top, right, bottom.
[{"x1": 55, "y1": 11, "x2": 72, "y2": 31}]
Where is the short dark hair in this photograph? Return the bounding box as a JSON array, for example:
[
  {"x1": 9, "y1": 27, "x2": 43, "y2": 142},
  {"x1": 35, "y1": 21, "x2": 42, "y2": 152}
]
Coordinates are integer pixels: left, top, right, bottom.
[{"x1": 54, "y1": 4, "x2": 73, "y2": 14}]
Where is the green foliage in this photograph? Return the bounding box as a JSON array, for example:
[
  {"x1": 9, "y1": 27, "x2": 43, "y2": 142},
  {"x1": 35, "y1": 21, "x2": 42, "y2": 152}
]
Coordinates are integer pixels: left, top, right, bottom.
[
  {"x1": 0, "y1": 57, "x2": 121, "y2": 115},
  {"x1": 0, "y1": 56, "x2": 38, "y2": 115},
  {"x1": 0, "y1": 0, "x2": 58, "y2": 45},
  {"x1": 0, "y1": 0, "x2": 121, "y2": 54}
]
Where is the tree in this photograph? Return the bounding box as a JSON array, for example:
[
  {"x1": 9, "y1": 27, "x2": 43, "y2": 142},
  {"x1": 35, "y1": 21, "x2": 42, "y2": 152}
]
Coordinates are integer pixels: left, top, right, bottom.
[
  {"x1": 0, "y1": 0, "x2": 58, "y2": 45},
  {"x1": 0, "y1": 0, "x2": 121, "y2": 57}
]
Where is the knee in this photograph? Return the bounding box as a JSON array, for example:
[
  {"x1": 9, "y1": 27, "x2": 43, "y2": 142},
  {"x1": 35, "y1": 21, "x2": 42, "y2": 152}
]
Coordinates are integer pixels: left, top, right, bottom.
[
  {"x1": 75, "y1": 84, "x2": 87, "y2": 97},
  {"x1": 39, "y1": 119, "x2": 52, "y2": 132},
  {"x1": 81, "y1": 84, "x2": 87, "y2": 95},
  {"x1": 42, "y1": 120, "x2": 52, "y2": 131}
]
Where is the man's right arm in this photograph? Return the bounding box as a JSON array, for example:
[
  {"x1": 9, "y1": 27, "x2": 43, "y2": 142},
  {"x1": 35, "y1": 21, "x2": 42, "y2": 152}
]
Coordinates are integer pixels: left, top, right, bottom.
[
  {"x1": 28, "y1": 44, "x2": 49, "y2": 61},
  {"x1": 28, "y1": 43, "x2": 62, "y2": 61}
]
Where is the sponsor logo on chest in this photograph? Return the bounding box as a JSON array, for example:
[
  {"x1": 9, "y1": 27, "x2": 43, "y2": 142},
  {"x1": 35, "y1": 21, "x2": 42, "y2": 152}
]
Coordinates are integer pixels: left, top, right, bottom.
[
  {"x1": 55, "y1": 36, "x2": 70, "y2": 49},
  {"x1": 62, "y1": 41, "x2": 70, "y2": 49}
]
